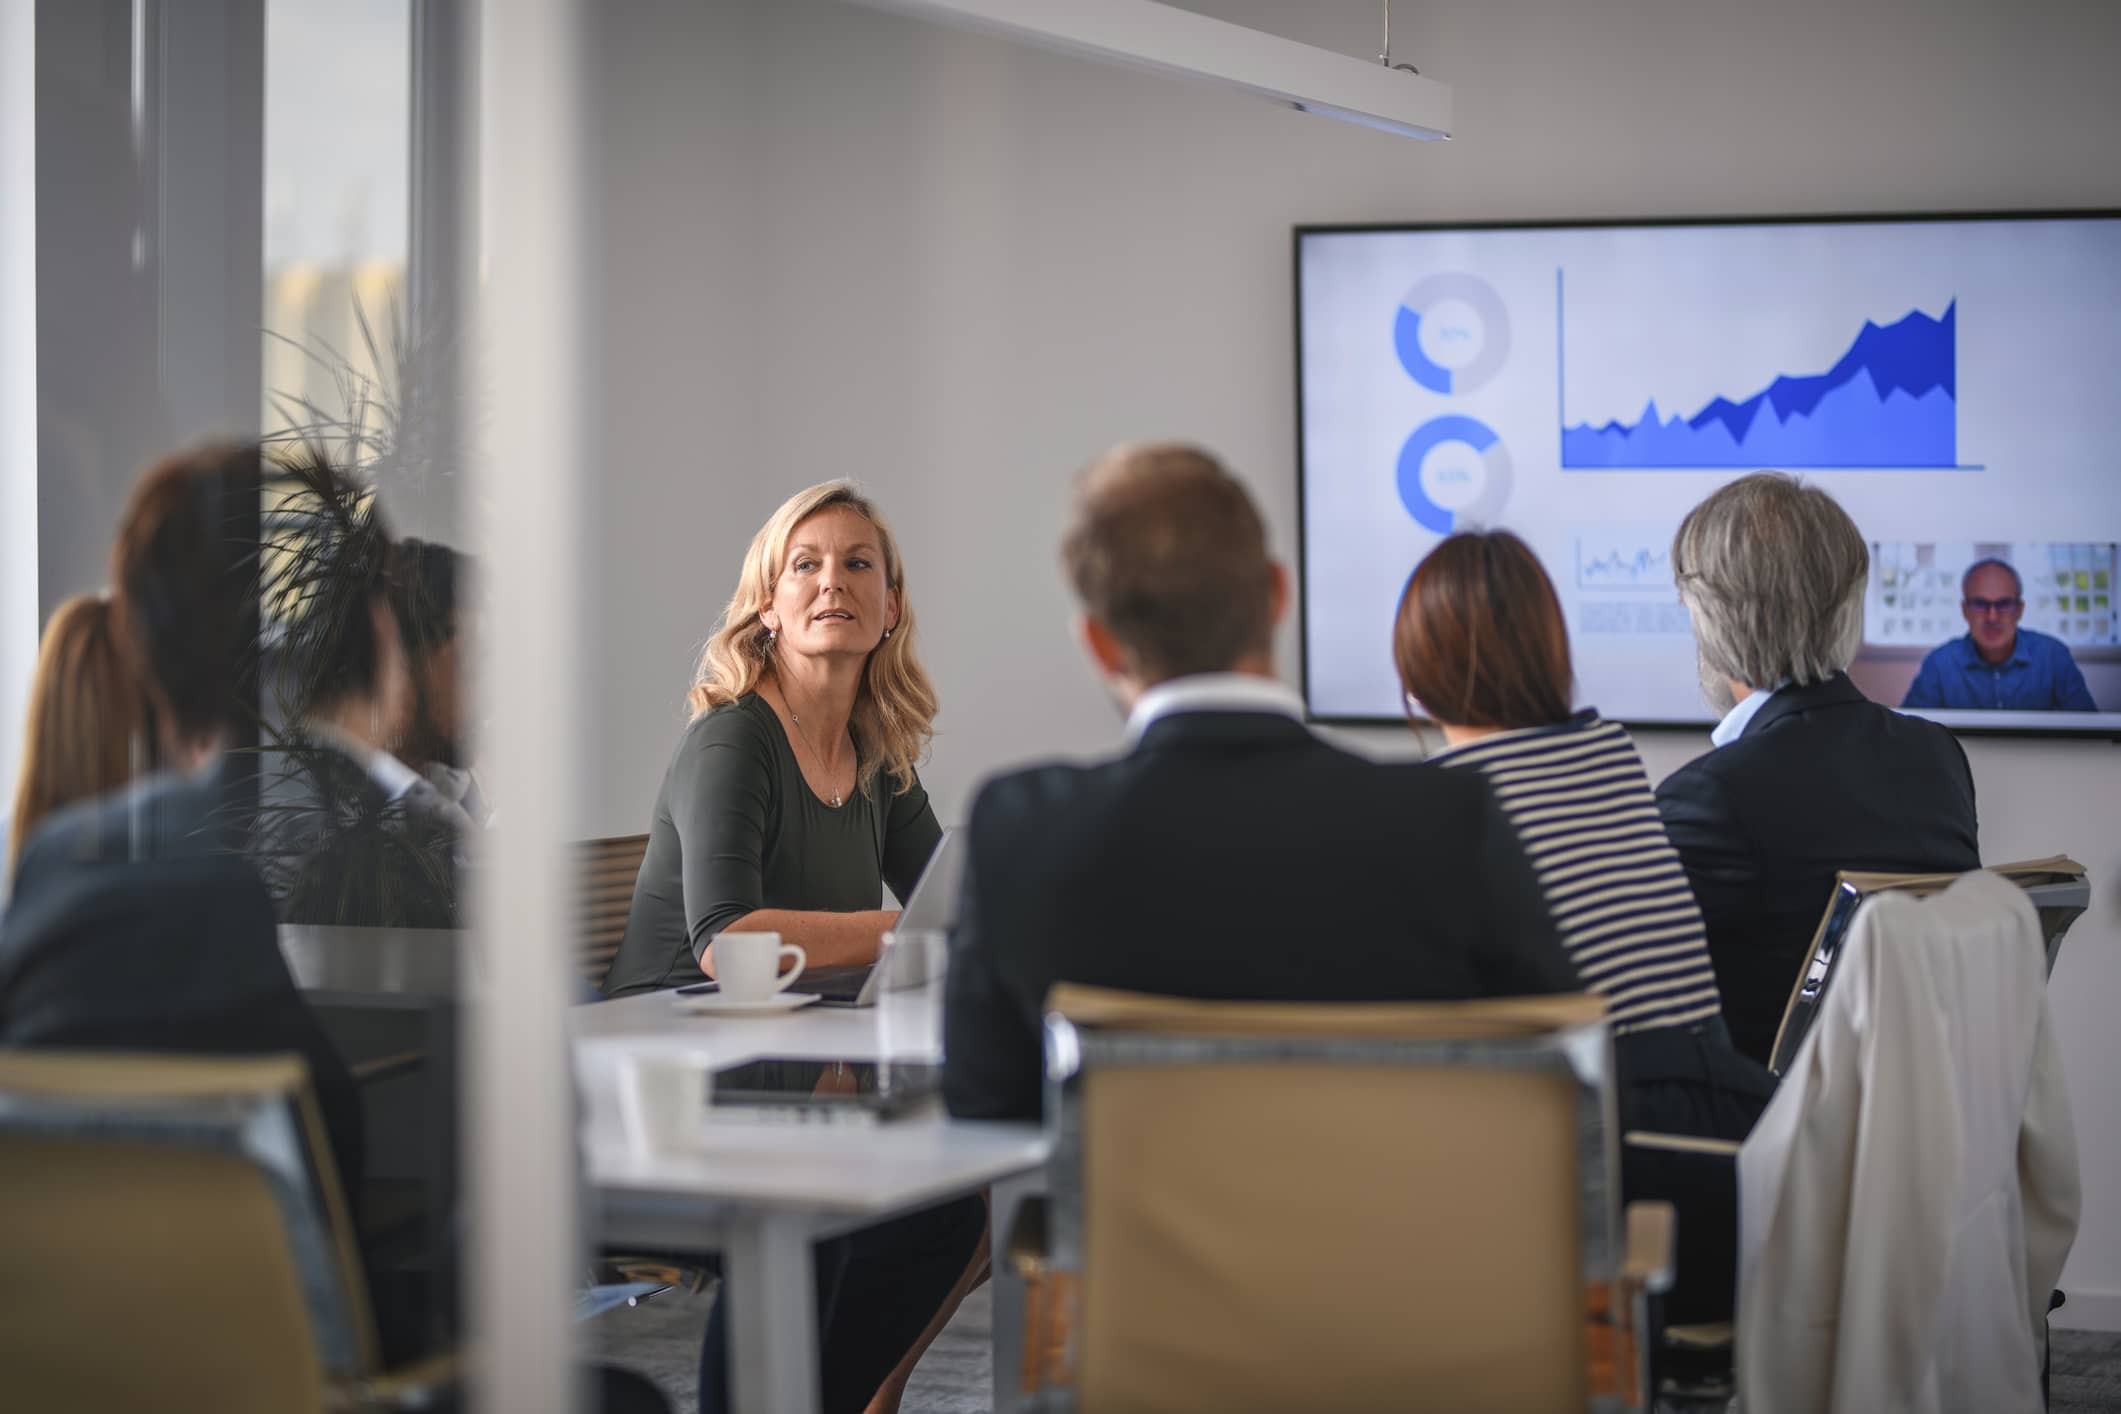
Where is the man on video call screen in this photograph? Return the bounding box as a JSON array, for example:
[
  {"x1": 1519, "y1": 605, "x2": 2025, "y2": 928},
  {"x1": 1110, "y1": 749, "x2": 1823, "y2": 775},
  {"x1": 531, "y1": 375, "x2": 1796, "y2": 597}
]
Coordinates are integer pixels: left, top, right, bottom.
[{"x1": 1903, "y1": 557, "x2": 2099, "y2": 712}]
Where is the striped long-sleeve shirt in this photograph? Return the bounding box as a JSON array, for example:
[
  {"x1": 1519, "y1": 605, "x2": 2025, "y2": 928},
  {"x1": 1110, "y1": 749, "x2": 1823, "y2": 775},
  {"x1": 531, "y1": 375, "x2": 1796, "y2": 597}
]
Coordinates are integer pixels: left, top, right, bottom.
[{"x1": 1431, "y1": 713, "x2": 1723, "y2": 1036}]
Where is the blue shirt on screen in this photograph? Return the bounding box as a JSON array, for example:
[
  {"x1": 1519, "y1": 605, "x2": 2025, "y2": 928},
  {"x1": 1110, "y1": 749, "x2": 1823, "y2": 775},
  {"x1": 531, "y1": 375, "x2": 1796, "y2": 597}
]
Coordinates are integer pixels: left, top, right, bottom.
[{"x1": 1902, "y1": 627, "x2": 2098, "y2": 711}]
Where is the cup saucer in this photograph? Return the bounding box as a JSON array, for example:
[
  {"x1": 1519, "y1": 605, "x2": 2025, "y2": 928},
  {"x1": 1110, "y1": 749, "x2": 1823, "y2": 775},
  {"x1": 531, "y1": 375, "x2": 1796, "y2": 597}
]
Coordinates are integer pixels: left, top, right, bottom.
[{"x1": 673, "y1": 992, "x2": 820, "y2": 1016}]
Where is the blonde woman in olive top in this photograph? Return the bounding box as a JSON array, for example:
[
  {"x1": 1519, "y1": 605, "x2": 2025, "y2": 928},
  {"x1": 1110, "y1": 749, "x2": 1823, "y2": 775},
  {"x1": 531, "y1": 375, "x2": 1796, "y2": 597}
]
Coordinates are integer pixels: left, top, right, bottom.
[
  {"x1": 603, "y1": 480, "x2": 943, "y2": 999},
  {"x1": 605, "y1": 481, "x2": 973, "y2": 1414}
]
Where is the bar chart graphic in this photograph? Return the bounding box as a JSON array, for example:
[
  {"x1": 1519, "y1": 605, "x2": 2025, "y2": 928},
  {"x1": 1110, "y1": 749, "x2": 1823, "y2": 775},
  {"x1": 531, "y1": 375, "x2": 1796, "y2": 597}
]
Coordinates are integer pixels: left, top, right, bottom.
[{"x1": 1560, "y1": 281, "x2": 1959, "y2": 469}]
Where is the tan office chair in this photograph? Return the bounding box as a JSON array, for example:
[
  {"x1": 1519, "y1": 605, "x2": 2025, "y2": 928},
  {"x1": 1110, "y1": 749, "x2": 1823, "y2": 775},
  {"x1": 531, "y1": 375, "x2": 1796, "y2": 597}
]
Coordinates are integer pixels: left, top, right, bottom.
[
  {"x1": 1009, "y1": 986, "x2": 1672, "y2": 1413},
  {"x1": 0, "y1": 1051, "x2": 454, "y2": 1414},
  {"x1": 579, "y1": 833, "x2": 650, "y2": 986}
]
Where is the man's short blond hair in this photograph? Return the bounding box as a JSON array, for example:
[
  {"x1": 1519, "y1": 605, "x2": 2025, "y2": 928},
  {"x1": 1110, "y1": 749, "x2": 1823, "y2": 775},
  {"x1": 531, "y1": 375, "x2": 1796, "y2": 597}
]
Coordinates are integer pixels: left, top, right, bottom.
[{"x1": 1061, "y1": 443, "x2": 1274, "y2": 682}]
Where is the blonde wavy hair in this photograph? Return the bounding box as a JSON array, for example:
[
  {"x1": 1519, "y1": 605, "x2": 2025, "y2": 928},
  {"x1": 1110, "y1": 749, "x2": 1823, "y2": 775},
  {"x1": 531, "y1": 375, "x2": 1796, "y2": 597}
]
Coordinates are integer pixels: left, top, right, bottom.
[{"x1": 689, "y1": 481, "x2": 937, "y2": 796}]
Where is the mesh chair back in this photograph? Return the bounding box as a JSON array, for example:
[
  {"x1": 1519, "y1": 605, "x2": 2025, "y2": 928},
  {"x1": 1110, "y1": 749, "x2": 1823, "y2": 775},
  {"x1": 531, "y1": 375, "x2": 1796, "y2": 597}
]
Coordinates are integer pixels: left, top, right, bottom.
[
  {"x1": 0, "y1": 1051, "x2": 376, "y2": 1414},
  {"x1": 1043, "y1": 986, "x2": 1618, "y2": 1414}
]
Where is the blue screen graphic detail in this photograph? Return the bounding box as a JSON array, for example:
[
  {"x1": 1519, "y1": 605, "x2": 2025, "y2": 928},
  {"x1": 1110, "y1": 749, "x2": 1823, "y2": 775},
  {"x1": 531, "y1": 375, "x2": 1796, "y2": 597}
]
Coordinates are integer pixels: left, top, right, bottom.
[
  {"x1": 1561, "y1": 300, "x2": 1957, "y2": 469},
  {"x1": 1394, "y1": 305, "x2": 1455, "y2": 394},
  {"x1": 1397, "y1": 415, "x2": 1504, "y2": 534}
]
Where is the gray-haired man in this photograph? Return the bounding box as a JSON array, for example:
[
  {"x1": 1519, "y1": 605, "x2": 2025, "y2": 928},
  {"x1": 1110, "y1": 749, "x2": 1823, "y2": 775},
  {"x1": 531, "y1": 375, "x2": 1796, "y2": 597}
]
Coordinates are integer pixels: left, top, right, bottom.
[{"x1": 1655, "y1": 472, "x2": 1980, "y2": 1064}]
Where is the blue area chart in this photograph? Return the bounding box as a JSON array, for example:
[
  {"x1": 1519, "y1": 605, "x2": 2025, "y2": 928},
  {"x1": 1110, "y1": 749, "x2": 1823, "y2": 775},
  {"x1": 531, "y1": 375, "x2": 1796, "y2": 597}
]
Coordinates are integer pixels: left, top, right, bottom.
[
  {"x1": 1397, "y1": 416, "x2": 1512, "y2": 534},
  {"x1": 1394, "y1": 273, "x2": 1511, "y2": 395},
  {"x1": 1561, "y1": 301, "x2": 1957, "y2": 469}
]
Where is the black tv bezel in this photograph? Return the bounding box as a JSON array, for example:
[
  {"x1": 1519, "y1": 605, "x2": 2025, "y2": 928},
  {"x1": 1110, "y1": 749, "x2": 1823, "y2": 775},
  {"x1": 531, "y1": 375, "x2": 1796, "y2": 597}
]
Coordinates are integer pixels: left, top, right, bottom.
[{"x1": 1291, "y1": 207, "x2": 2121, "y2": 741}]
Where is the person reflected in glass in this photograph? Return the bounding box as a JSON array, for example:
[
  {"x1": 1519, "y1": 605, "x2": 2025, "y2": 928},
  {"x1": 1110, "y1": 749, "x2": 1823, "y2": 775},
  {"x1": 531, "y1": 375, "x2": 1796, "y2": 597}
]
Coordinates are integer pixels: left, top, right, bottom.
[
  {"x1": 1902, "y1": 557, "x2": 2097, "y2": 711},
  {"x1": 6, "y1": 594, "x2": 150, "y2": 879},
  {"x1": 602, "y1": 480, "x2": 942, "y2": 996},
  {"x1": 1394, "y1": 529, "x2": 1773, "y2": 1320},
  {"x1": 251, "y1": 449, "x2": 469, "y2": 929},
  {"x1": 0, "y1": 443, "x2": 366, "y2": 1280},
  {"x1": 389, "y1": 538, "x2": 490, "y2": 825}
]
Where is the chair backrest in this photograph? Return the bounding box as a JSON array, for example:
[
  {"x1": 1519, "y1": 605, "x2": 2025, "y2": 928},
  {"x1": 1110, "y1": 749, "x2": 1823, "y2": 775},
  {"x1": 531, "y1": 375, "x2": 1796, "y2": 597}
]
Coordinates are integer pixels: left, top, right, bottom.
[
  {"x1": 1041, "y1": 985, "x2": 1618, "y2": 1414},
  {"x1": 1737, "y1": 870, "x2": 2077, "y2": 1413},
  {"x1": 0, "y1": 1051, "x2": 377, "y2": 1414},
  {"x1": 1769, "y1": 857, "x2": 2089, "y2": 1074},
  {"x1": 579, "y1": 833, "x2": 650, "y2": 985}
]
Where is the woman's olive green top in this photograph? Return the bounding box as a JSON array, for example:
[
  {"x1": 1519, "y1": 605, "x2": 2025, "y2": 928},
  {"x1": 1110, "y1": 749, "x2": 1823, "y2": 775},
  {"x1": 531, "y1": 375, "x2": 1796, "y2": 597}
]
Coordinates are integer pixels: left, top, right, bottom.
[{"x1": 601, "y1": 693, "x2": 941, "y2": 997}]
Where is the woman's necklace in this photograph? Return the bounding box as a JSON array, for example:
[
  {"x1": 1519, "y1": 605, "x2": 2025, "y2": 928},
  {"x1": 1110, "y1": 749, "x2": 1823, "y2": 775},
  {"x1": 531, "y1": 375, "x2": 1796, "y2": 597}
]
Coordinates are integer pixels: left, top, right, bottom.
[{"x1": 784, "y1": 693, "x2": 848, "y2": 808}]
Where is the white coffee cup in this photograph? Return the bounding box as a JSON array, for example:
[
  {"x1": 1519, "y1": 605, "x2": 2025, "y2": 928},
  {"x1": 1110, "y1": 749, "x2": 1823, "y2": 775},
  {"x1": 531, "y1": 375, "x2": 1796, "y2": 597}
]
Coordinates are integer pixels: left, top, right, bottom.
[
  {"x1": 713, "y1": 930, "x2": 808, "y2": 1003},
  {"x1": 616, "y1": 1052, "x2": 710, "y2": 1158}
]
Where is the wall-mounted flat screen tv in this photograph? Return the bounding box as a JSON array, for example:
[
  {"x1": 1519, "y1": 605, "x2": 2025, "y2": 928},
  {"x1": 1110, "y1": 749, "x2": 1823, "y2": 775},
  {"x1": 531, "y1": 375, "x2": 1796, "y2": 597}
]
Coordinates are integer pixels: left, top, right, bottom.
[{"x1": 1296, "y1": 211, "x2": 2121, "y2": 736}]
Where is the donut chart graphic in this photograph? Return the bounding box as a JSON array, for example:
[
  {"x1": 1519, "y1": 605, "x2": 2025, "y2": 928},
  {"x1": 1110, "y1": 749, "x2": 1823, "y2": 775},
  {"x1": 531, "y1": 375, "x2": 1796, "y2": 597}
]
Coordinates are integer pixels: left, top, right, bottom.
[
  {"x1": 1393, "y1": 273, "x2": 1511, "y2": 395},
  {"x1": 1396, "y1": 415, "x2": 1513, "y2": 534}
]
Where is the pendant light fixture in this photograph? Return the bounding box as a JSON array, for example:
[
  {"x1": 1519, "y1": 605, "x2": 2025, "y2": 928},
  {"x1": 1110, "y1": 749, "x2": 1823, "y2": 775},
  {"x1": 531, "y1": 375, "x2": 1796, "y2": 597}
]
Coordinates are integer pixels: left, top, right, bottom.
[{"x1": 840, "y1": 0, "x2": 1453, "y2": 141}]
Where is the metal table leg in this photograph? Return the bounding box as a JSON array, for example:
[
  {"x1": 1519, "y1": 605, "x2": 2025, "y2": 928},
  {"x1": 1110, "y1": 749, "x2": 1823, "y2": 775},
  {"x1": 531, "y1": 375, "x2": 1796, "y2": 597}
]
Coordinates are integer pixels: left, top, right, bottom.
[{"x1": 725, "y1": 1212, "x2": 821, "y2": 1414}]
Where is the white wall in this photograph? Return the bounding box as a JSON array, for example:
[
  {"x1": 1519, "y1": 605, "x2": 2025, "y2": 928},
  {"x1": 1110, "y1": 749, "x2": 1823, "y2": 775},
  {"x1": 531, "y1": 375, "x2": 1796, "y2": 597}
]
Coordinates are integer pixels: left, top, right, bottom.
[
  {"x1": 587, "y1": 0, "x2": 764, "y2": 802},
  {"x1": 586, "y1": 0, "x2": 2121, "y2": 1324}
]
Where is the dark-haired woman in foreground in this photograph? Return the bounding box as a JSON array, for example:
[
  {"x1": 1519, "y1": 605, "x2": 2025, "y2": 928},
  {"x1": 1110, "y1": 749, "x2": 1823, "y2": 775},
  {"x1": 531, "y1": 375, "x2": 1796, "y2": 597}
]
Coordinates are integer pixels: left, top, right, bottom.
[{"x1": 1395, "y1": 529, "x2": 1773, "y2": 1320}]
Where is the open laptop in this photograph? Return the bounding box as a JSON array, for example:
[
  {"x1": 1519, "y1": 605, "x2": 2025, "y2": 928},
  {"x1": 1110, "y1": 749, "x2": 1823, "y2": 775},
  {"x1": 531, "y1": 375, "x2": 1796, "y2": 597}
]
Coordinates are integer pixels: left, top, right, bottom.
[{"x1": 801, "y1": 828, "x2": 965, "y2": 1007}]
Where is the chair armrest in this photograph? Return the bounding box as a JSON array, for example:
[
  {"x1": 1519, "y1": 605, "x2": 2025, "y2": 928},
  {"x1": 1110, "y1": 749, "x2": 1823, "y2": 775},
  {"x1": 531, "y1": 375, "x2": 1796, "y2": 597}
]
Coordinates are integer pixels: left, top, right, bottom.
[
  {"x1": 1623, "y1": 1201, "x2": 1676, "y2": 1297},
  {"x1": 329, "y1": 1351, "x2": 460, "y2": 1411},
  {"x1": 1005, "y1": 1194, "x2": 1050, "y2": 1276},
  {"x1": 351, "y1": 1050, "x2": 429, "y2": 1086},
  {"x1": 1624, "y1": 1130, "x2": 1740, "y2": 1158}
]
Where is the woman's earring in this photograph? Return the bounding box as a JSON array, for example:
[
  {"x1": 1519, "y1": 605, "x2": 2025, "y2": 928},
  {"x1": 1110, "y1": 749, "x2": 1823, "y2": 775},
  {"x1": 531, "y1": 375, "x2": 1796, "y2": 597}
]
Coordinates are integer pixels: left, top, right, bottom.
[
  {"x1": 883, "y1": 627, "x2": 894, "y2": 640},
  {"x1": 765, "y1": 625, "x2": 777, "y2": 643}
]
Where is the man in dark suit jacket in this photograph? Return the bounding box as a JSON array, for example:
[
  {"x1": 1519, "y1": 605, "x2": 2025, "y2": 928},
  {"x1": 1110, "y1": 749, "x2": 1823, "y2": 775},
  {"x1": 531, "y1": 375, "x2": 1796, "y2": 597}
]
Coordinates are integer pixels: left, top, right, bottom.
[
  {"x1": 943, "y1": 444, "x2": 1578, "y2": 1121},
  {"x1": 4, "y1": 443, "x2": 660, "y2": 1409},
  {"x1": 0, "y1": 767, "x2": 367, "y2": 1188},
  {"x1": 1655, "y1": 474, "x2": 1980, "y2": 1066}
]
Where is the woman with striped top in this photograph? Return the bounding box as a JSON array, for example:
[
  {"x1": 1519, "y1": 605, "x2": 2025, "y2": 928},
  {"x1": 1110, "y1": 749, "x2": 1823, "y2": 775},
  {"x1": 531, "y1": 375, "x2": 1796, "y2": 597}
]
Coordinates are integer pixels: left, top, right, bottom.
[
  {"x1": 1392, "y1": 529, "x2": 1773, "y2": 1319},
  {"x1": 1429, "y1": 718, "x2": 1723, "y2": 1034}
]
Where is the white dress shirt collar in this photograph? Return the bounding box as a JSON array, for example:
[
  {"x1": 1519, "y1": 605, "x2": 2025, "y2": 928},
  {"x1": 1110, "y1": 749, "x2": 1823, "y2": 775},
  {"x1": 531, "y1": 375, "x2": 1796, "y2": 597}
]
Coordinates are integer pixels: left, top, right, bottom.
[
  {"x1": 1710, "y1": 680, "x2": 1790, "y2": 748},
  {"x1": 308, "y1": 721, "x2": 423, "y2": 802},
  {"x1": 1125, "y1": 673, "x2": 1307, "y2": 746}
]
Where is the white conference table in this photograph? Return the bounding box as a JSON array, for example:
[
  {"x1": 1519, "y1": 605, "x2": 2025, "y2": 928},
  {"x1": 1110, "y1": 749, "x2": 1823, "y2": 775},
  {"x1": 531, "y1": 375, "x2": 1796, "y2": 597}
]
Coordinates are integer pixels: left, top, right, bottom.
[{"x1": 572, "y1": 984, "x2": 1049, "y2": 1414}]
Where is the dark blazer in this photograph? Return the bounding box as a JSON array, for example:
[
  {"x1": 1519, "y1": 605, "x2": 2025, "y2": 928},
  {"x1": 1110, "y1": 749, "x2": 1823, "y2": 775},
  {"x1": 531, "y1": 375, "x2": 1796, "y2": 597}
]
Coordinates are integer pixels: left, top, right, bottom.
[
  {"x1": 1655, "y1": 673, "x2": 1980, "y2": 1065},
  {"x1": 253, "y1": 734, "x2": 463, "y2": 931},
  {"x1": 0, "y1": 767, "x2": 364, "y2": 1191},
  {"x1": 942, "y1": 710, "x2": 1579, "y2": 1120}
]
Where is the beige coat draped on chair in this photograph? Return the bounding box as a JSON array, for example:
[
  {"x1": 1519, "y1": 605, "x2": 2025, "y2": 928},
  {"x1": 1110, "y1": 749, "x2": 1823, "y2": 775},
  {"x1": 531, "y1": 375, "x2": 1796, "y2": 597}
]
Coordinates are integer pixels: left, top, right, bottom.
[{"x1": 1736, "y1": 869, "x2": 2079, "y2": 1414}]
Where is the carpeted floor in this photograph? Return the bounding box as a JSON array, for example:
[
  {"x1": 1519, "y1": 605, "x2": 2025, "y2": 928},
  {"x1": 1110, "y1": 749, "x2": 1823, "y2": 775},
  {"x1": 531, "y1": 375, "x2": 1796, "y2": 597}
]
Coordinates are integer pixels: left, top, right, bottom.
[
  {"x1": 586, "y1": 1280, "x2": 988, "y2": 1413},
  {"x1": 2057, "y1": 1328, "x2": 2121, "y2": 1414},
  {"x1": 587, "y1": 1282, "x2": 2121, "y2": 1413}
]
